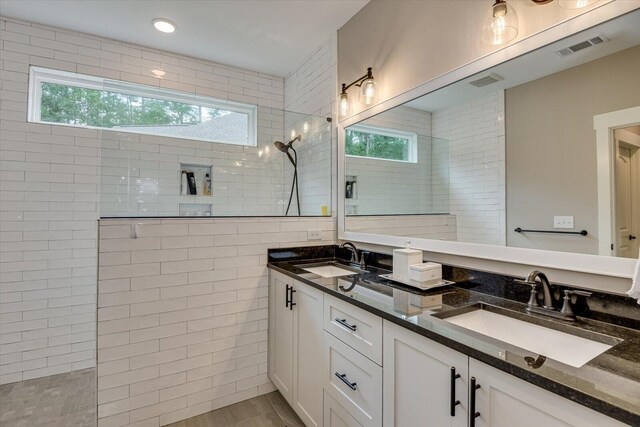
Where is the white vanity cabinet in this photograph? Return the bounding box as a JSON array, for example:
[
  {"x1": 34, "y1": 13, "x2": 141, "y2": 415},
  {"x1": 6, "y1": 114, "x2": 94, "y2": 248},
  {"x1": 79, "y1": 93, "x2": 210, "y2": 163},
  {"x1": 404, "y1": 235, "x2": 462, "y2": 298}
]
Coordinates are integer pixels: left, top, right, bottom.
[
  {"x1": 269, "y1": 270, "x2": 629, "y2": 427},
  {"x1": 268, "y1": 271, "x2": 324, "y2": 427},
  {"x1": 383, "y1": 320, "x2": 468, "y2": 427},
  {"x1": 469, "y1": 359, "x2": 627, "y2": 427},
  {"x1": 382, "y1": 318, "x2": 626, "y2": 427}
]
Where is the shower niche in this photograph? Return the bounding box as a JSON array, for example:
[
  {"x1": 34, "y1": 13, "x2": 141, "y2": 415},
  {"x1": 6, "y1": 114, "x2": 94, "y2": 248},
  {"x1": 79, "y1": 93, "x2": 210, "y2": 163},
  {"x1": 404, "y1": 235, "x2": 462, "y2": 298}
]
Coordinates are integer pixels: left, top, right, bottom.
[{"x1": 179, "y1": 163, "x2": 213, "y2": 216}]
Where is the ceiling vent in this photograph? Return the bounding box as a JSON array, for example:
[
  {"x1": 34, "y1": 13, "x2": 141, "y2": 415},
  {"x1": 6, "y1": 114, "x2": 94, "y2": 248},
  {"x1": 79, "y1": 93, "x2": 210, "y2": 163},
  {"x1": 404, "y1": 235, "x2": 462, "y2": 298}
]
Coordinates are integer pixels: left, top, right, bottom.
[
  {"x1": 556, "y1": 34, "x2": 608, "y2": 57},
  {"x1": 469, "y1": 73, "x2": 504, "y2": 88}
]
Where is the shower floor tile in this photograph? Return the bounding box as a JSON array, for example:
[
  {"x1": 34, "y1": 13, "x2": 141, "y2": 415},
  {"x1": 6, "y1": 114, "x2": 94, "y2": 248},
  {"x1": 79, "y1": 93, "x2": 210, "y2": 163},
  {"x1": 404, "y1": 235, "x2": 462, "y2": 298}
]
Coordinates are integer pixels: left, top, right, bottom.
[{"x1": 0, "y1": 368, "x2": 96, "y2": 427}]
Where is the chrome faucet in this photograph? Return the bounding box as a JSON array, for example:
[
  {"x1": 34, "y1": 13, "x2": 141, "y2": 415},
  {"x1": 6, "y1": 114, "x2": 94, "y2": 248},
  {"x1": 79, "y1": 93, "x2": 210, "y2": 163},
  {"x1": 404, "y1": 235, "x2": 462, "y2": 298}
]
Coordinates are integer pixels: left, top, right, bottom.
[
  {"x1": 339, "y1": 241, "x2": 366, "y2": 269},
  {"x1": 339, "y1": 242, "x2": 359, "y2": 264},
  {"x1": 517, "y1": 270, "x2": 591, "y2": 322},
  {"x1": 526, "y1": 270, "x2": 553, "y2": 309}
]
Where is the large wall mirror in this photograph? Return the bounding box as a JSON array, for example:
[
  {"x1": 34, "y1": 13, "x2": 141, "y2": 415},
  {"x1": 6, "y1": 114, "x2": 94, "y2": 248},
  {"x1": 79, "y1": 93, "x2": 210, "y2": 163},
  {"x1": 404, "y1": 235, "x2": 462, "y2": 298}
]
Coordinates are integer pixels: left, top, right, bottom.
[{"x1": 340, "y1": 10, "x2": 640, "y2": 277}]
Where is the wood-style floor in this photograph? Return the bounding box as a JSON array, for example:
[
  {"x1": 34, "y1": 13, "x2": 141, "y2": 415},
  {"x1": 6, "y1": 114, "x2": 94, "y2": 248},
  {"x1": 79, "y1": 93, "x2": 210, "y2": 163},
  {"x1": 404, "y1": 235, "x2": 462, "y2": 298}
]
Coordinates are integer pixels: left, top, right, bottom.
[
  {"x1": 0, "y1": 368, "x2": 96, "y2": 427},
  {"x1": 166, "y1": 391, "x2": 304, "y2": 427}
]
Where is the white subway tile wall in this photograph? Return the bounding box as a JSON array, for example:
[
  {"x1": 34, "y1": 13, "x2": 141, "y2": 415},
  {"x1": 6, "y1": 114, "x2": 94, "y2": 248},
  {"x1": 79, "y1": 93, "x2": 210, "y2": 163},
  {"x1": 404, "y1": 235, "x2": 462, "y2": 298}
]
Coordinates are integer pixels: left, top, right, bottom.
[
  {"x1": 97, "y1": 218, "x2": 334, "y2": 427},
  {"x1": 0, "y1": 14, "x2": 292, "y2": 386},
  {"x1": 432, "y1": 92, "x2": 506, "y2": 246},
  {"x1": 99, "y1": 117, "x2": 287, "y2": 217},
  {"x1": 344, "y1": 106, "x2": 436, "y2": 215},
  {"x1": 345, "y1": 215, "x2": 457, "y2": 240}
]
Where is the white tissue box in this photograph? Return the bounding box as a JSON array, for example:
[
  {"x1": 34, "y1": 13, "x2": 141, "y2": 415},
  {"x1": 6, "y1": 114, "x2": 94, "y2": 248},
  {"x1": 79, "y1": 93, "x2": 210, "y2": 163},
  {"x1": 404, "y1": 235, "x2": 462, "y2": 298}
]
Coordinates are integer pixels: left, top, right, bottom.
[
  {"x1": 393, "y1": 248, "x2": 423, "y2": 281},
  {"x1": 409, "y1": 262, "x2": 442, "y2": 282},
  {"x1": 410, "y1": 293, "x2": 443, "y2": 309}
]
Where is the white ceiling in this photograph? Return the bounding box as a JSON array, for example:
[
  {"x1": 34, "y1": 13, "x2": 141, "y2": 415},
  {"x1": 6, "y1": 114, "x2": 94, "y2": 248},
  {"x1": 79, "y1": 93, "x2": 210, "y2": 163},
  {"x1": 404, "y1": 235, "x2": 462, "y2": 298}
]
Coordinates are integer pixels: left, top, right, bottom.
[{"x1": 0, "y1": 0, "x2": 369, "y2": 77}]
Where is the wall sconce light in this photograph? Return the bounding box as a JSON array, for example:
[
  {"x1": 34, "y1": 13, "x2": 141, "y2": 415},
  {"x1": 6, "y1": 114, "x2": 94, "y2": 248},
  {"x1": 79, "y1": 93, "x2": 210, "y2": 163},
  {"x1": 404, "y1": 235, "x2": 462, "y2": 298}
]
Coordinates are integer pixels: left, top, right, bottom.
[
  {"x1": 339, "y1": 67, "x2": 376, "y2": 117},
  {"x1": 483, "y1": 0, "x2": 600, "y2": 46},
  {"x1": 482, "y1": 0, "x2": 519, "y2": 46}
]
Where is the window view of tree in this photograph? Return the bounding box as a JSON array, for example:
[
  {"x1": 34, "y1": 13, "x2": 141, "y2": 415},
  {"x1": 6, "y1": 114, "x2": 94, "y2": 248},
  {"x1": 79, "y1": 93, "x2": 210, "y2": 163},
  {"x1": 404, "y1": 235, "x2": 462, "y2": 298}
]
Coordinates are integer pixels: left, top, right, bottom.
[
  {"x1": 40, "y1": 82, "x2": 223, "y2": 128},
  {"x1": 345, "y1": 129, "x2": 410, "y2": 161}
]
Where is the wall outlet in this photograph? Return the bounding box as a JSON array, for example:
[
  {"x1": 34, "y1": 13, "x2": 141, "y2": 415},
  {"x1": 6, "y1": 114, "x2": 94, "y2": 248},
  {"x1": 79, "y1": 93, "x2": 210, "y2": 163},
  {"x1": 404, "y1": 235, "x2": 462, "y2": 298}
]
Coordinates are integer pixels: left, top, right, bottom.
[
  {"x1": 554, "y1": 216, "x2": 574, "y2": 229},
  {"x1": 307, "y1": 230, "x2": 322, "y2": 240}
]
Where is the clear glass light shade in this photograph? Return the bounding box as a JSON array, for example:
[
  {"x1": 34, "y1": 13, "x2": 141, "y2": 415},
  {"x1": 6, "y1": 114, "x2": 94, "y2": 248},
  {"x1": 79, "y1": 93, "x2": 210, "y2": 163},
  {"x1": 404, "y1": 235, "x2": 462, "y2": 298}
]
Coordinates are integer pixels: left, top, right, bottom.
[
  {"x1": 338, "y1": 92, "x2": 350, "y2": 116},
  {"x1": 358, "y1": 78, "x2": 376, "y2": 105},
  {"x1": 557, "y1": 0, "x2": 599, "y2": 9},
  {"x1": 481, "y1": 1, "x2": 518, "y2": 46}
]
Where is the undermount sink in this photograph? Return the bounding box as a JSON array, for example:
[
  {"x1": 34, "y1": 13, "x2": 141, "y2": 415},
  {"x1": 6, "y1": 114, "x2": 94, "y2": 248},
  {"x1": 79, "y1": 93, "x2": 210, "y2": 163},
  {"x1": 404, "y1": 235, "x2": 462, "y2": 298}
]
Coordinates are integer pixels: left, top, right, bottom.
[
  {"x1": 435, "y1": 304, "x2": 619, "y2": 368},
  {"x1": 297, "y1": 262, "x2": 362, "y2": 278}
]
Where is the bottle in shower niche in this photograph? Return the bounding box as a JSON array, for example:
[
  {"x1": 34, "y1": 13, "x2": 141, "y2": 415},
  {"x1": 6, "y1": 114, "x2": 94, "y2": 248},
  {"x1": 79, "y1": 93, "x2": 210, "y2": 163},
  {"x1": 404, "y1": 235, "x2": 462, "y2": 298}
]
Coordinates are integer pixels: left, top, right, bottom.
[
  {"x1": 181, "y1": 171, "x2": 189, "y2": 195},
  {"x1": 203, "y1": 174, "x2": 211, "y2": 196},
  {"x1": 187, "y1": 172, "x2": 197, "y2": 195}
]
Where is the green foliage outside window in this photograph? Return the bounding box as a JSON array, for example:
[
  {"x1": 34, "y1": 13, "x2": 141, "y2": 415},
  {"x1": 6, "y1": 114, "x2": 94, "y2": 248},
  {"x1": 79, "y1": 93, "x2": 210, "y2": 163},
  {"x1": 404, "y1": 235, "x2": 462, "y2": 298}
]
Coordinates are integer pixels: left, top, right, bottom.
[
  {"x1": 39, "y1": 82, "x2": 222, "y2": 128},
  {"x1": 345, "y1": 128, "x2": 410, "y2": 161}
]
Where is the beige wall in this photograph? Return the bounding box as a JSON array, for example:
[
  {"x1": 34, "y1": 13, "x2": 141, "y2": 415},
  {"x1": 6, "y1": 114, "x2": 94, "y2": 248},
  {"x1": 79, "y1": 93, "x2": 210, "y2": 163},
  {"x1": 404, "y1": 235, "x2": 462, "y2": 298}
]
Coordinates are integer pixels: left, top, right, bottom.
[
  {"x1": 506, "y1": 44, "x2": 640, "y2": 255},
  {"x1": 337, "y1": 0, "x2": 639, "y2": 118}
]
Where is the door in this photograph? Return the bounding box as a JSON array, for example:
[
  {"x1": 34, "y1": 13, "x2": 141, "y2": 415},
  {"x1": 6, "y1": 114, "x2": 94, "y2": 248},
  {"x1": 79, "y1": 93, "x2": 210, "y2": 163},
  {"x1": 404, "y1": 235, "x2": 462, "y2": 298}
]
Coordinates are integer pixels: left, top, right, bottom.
[
  {"x1": 469, "y1": 359, "x2": 625, "y2": 427},
  {"x1": 292, "y1": 280, "x2": 324, "y2": 427},
  {"x1": 269, "y1": 272, "x2": 294, "y2": 403},
  {"x1": 383, "y1": 320, "x2": 468, "y2": 427},
  {"x1": 615, "y1": 131, "x2": 640, "y2": 258}
]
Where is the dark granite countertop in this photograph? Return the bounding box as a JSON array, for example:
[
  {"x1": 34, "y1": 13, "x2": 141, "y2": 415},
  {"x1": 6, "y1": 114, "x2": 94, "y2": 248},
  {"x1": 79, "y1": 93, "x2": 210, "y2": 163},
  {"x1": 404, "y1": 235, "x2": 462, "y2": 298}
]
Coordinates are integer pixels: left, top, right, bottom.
[{"x1": 267, "y1": 247, "x2": 640, "y2": 426}]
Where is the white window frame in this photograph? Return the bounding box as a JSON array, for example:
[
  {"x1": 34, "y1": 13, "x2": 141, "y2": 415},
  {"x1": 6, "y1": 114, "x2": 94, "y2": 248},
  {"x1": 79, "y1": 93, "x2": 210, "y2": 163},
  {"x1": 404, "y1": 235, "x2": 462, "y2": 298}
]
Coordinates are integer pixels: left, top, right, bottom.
[
  {"x1": 345, "y1": 123, "x2": 418, "y2": 163},
  {"x1": 28, "y1": 66, "x2": 257, "y2": 147}
]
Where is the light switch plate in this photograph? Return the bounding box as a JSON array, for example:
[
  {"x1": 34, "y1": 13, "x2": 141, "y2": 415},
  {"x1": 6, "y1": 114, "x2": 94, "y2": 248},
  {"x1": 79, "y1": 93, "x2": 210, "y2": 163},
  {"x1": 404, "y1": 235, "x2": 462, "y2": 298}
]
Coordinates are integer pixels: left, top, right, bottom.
[
  {"x1": 307, "y1": 230, "x2": 322, "y2": 240},
  {"x1": 554, "y1": 216, "x2": 574, "y2": 229}
]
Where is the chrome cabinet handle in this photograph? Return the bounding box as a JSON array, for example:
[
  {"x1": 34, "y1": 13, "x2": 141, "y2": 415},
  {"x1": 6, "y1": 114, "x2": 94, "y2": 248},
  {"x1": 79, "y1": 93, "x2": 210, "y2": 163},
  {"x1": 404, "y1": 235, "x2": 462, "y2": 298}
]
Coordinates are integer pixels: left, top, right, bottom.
[
  {"x1": 334, "y1": 318, "x2": 357, "y2": 331},
  {"x1": 450, "y1": 367, "x2": 461, "y2": 416},
  {"x1": 470, "y1": 377, "x2": 481, "y2": 427},
  {"x1": 335, "y1": 372, "x2": 357, "y2": 390}
]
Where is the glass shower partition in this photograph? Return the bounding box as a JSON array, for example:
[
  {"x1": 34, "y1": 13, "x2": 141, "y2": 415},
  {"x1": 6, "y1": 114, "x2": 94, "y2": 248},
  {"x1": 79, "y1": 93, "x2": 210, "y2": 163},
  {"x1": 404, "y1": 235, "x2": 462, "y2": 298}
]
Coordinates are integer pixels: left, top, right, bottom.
[{"x1": 99, "y1": 108, "x2": 332, "y2": 217}]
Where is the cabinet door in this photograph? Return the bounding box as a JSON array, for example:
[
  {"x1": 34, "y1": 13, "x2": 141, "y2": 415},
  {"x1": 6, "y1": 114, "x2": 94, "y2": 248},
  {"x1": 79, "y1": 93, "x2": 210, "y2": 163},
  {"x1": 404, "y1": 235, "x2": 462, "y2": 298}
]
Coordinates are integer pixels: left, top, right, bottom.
[
  {"x1": 292, "y1": 280, "x2": 324, "y2": 427},
  {"x1": 268, "y1": 272, "x2": 294, "y2": 403},
  {"x1": 469, "y1": 359, "x2": 626, "y2": 427},
  {"x1": 383, "y1": 320, "x2": 468, "y2": 427}
]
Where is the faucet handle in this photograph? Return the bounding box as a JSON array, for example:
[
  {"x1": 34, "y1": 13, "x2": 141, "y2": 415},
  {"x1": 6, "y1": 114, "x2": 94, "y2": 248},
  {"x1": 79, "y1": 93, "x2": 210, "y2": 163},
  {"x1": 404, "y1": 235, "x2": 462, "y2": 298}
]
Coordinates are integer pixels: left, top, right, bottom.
[
  {"x1": 359, "y1": 251, "x2": 369, "y2": 269},
  {"x1": 526, "y1": 282, "x2": 539, "y2": 308},
  {"x1": 565, "y1": 289, "x2": 592, "y2": 298},
  {"x1": 515, "y1": 279, "x2": 539, "y2": 307},
  {"x1": 560, "y1": 289, "x2": 591, "y2": 319}
]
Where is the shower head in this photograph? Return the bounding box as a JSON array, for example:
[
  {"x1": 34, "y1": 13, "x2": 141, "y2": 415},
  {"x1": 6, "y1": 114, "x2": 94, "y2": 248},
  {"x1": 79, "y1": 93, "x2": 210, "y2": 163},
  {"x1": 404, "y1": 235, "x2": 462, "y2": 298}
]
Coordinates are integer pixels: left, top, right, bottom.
[
  {"x1": 274, "y1": 140, "x2": 288, "y2": 153},
  {"x1": 273, "y1": 135, "x2": 301, "y2": 166},
  {"x1": 273, "y1": 135, "x2": 302, "y2": 153}
]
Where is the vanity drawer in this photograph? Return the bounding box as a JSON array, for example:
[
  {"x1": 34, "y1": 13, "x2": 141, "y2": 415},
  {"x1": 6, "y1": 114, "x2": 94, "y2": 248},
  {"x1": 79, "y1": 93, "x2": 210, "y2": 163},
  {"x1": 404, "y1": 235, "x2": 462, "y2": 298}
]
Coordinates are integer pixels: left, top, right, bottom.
[
  {"x1": 324, "y1": 390, "x2": 364, "y2": 427},
  {"x1": 323, "y1": 332, "x2": 382, "y2": 427},
  {"x1": 323, "y1": 294, "x2": 383, "y2": 365}
]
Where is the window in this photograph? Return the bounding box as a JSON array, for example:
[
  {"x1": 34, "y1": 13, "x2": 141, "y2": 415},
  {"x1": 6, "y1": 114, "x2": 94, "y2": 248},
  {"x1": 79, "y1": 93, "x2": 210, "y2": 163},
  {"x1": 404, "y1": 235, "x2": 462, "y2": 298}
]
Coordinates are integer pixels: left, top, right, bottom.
[
  {"x1": 28, "y1": 67, "x2": 257, "y2": 146},
  {"x1": 345, "y1": 124, "x2": 417, "y2": 162}
]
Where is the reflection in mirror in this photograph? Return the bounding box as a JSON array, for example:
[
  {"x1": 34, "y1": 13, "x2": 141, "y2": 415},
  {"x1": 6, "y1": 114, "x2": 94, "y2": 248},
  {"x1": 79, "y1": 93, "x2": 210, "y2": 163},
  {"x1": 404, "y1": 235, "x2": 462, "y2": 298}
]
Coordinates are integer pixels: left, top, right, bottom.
[{"x1": 344, "y1": 10, "x2": 640, "y2": 259}]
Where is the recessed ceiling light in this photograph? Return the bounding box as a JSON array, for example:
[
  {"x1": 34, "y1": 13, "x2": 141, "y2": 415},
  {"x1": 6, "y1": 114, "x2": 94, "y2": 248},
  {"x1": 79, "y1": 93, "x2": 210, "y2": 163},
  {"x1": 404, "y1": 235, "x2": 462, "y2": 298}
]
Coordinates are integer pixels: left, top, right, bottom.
[
  {"x1": 151, "y1": 69, "x2": 166, "y2": 78},
  {"x1": 152, "y1": 18, "x2": 176, "y2": 33}
]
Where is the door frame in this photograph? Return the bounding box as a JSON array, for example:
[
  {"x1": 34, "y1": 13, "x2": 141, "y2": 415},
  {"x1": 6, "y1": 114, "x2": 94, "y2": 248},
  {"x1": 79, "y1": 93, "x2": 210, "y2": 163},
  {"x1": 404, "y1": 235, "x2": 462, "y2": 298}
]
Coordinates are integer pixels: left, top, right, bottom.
[{"x1": 593, "y1": 106, "x2": 640, "y2": 256}]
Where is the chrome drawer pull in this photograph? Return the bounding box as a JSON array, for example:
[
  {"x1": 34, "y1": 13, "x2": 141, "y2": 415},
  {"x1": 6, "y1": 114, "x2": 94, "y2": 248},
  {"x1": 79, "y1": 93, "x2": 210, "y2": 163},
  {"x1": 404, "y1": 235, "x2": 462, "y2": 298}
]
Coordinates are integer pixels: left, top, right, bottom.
[
  {"x1": 335, "y1": 318, "x2": 357, "y2": 331},
  {"x1": 335, "y1": 372, "x2": 357, "y2": 390}
]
